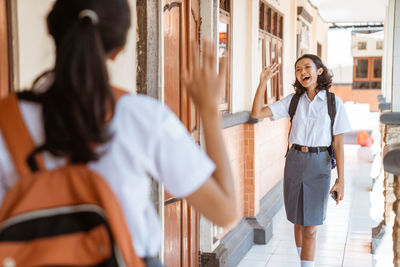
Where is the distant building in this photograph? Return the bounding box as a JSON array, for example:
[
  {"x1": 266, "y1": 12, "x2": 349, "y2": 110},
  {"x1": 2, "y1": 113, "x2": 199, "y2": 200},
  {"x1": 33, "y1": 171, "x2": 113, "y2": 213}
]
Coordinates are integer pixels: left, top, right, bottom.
[{"x1": 328, "y1": 24, "x2": 384, "y2": 111}]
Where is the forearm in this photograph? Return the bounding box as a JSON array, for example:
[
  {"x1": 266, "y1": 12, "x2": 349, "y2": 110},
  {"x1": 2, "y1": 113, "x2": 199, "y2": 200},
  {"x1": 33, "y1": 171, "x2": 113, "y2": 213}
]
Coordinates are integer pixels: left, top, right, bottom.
[
  {"x1": 200, "y1": 110, "x2": 236, "y2": 205},
  {"x1": 334, "y1": 137, "x2": 344, "y2": 182},
  {"x1": 251, "y1": 83, "x2": 267, "y2": 118}
]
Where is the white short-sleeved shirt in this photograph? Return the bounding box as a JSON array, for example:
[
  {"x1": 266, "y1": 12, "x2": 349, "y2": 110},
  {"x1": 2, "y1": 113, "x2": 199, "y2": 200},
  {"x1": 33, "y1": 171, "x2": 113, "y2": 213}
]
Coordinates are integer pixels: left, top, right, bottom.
[
  {"x1": 268, "y1": 90, "x2": 352, "y2": 147},
  {"x1": 0, "y1": 94, "x2": 215, "y2": 258}
]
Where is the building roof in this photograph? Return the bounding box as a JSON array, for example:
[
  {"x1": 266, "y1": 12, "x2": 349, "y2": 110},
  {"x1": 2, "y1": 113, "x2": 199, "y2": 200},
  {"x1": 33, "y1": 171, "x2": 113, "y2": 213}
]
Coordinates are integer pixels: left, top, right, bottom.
[{"x1": 309, "y1": 0, "x2": 386, "y2": 23}]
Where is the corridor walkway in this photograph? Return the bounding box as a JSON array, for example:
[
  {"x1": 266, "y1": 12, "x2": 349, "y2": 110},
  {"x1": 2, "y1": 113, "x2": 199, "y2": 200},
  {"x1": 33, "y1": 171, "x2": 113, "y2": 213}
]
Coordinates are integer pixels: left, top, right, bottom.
[{"x1": 237, "y1": 141, "x2": 393, "y2": 266}]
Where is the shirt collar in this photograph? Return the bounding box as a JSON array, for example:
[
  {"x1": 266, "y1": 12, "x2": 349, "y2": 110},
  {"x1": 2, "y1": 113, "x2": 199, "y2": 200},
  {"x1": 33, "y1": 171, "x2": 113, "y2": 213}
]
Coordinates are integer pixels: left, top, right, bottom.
[
  {"x1": 316, "y1": 90, "x2": 327, "y2": 101},
  {"x1": 302, "y1": 90, "x2": 327, "y2": 101}
]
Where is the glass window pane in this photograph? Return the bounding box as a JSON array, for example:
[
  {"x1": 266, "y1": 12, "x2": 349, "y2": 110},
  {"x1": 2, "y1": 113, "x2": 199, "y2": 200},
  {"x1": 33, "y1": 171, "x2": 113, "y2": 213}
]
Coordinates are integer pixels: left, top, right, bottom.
[
  {"x1": 278, "y1": 46, "x2": 282, "y2": 64},
  {"x1": 376, "y1": 41, "x2": 383, "y2": 50},
  {"x1": 371, "y1": 82, "x2": 381, "y2": 89},
  {"x1": 265, "y1": 41, "x2": 270, "y2": 66},
  {"x1": 374, "y1": 59, "x2": 382, "y2": 78},
  {"x1": 271, "y1": 44, "x2": 275, "y2": 62},
  {"x1": 218, "y1": 22, "x2": 228, "y2": 57},
  {"x1": 218, "y1": 21, "x2": 228, "y2": 104},
  {"x1": 357, "y1": 42, "x2": 367, "y2": 50},
  {"x1": 353, "y1": 81, "x2": 370, "y2": 89},
  {"x1": 258, "y1": 38, "x2": 263, "y2": 77},
  {"x1": 355, "y1": 59, "x2": 368, "y2": 78},
  {"x1": 265, "y1": 41, "x2": 272, "y2": 99}
]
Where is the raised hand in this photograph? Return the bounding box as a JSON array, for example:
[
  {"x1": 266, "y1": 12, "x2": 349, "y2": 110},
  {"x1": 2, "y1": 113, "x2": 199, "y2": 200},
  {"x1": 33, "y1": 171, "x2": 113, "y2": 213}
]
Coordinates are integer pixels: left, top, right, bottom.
[
  {"x1": 259, "y1": 62, "x2": 279, "y2": 86},
  {"x1": 182, "y1": 39, "x2": 239, "y2": 227},
  {"x1": 182, "y1": 39, "x2": 227, "y2": 114}
]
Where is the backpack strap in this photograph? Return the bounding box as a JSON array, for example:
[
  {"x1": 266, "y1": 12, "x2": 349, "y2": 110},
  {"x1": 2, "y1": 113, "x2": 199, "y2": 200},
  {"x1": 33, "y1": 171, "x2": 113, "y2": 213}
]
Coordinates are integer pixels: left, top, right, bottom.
[
  {"x1": 285, "y1": 93, "x2": 301, "y2": 156},
  {"x1": 0, "y1": 94, "x2": 45, "y2": 178},
  {"x1": 288, "y1": 93, "x2": 301, "y2": 122},
  {"x1": 327, "y1": 91, "x2": 336, "y2": 153}
]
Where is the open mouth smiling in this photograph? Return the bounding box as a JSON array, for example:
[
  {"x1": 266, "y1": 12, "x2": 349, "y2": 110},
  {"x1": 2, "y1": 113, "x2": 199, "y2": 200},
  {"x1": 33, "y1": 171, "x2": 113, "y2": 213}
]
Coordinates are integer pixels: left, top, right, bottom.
[{"x1": 302, "y1": 76, "x2": 310, "y2": 82}]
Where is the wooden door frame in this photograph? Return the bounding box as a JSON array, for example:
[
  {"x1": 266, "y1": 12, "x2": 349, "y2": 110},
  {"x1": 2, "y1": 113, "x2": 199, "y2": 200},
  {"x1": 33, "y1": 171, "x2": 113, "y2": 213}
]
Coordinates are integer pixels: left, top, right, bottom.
[
  {"x1": 185, "y1": 3, "x2": 200, "y2": 265},
  {"x1": 277, "y1": 42, "x2": 283, "y2": 100},
  {"x1": 162, "y1": 1, "x2": 201, "y2": 266},
  {"x1": 0, "y1": 0, "x2": 11, "y2": 97},
  {"x1": 260, "y1": 34, "x2": 276, "y2": 104},
  {"x1": 218, "y1": 10, "x2": 230, "y2": 112},
  {"x1": 353, "y1": 57, "x2": 371, "y2": 82},
  {"x1": 370, "y1": 56, "x2": 382, "y2": 82}
]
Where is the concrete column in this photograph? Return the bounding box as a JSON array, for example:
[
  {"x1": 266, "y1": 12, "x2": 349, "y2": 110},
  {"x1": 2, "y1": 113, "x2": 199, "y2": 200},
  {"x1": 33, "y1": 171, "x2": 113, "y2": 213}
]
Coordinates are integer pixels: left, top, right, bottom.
[
  {"x1": 386, "y1": 125, "x2": 400, "y2": 265},
  {"x1": 382, "y1": 125, "x2": 396, "y2": 225},
  {"x1": 393, "y1": 0, "x2": 400, "y2": 111},
  {"x1": 393, "y1": 175, "x2": 400, "y2": 266},
  {"x1": 136, "y1": 0, "x2": 161, "y2": 99},
  {"x1": 383, "y1": 0, "x2": 395, "y2": 101},
  {"x1": 135, "y1": 0, "x2": 164, "y2": 261},
  {"x1": 381, "y1": 122, "x2": 400, "y2": 265},
  {"x1": 385, "y1": 125, "x2": 400, "y2": 220}
]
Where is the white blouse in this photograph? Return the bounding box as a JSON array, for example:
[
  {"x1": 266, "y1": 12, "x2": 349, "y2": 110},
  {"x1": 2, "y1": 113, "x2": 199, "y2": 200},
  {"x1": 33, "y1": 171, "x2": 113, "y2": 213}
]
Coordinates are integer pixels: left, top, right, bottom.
[
  {"x1": 268, "y1": 90, "x2": 352, "y2": 147},
  {"x1": 0, "y1": 94, "x2": 215, "y2": 257}
]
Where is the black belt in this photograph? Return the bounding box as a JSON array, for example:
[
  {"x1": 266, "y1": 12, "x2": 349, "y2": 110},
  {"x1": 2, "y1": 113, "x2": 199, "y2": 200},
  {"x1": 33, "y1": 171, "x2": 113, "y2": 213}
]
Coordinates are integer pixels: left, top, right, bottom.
[{"x1": 292, "y1": 144, "x2": 328, "y2": 153}]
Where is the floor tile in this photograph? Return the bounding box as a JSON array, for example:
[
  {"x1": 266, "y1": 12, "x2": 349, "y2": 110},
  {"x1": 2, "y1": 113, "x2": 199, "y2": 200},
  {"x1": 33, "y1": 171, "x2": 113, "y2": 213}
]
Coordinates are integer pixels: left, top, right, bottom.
[
  {"x1": 315, "y1": 255, "x2": 343, "y2": 266},
  {"x1": 237, "y1": 259, "x2": 267, "y2": 267}
]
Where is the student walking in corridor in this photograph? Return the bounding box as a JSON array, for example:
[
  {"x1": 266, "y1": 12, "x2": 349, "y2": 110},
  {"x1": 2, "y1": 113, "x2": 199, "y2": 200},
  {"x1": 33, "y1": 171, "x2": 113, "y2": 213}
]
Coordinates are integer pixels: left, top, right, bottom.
[{"x1": 251, "y1": 55, "x2": 351, "y2": 267}]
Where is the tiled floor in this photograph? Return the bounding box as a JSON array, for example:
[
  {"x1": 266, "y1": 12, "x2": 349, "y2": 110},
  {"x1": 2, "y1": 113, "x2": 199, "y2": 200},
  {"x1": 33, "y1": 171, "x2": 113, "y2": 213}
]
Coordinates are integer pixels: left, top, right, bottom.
[{"x1": 237, "y1": 142, "x2": 393, "y2": 267}]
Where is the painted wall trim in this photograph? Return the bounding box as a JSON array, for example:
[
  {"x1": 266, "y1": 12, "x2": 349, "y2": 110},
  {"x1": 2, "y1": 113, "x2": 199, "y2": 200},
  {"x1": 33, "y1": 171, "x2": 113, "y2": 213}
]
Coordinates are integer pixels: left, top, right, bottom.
[
  {"x1": 222, "y1": 111, "x2": 264, "y2": 129},
  {"x1": 297, "y1": 6, "x2": 313, "y2": 24}
]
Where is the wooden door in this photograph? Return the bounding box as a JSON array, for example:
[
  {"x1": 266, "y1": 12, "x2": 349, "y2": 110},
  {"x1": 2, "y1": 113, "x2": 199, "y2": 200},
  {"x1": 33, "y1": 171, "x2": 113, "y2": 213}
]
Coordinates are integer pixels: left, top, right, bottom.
[
  {"x1": 163, "y1": 0, "x2": 200, "y2": 266},
  {"x1": 0, "y1": 0, "x2": 10, "y2": 98}
]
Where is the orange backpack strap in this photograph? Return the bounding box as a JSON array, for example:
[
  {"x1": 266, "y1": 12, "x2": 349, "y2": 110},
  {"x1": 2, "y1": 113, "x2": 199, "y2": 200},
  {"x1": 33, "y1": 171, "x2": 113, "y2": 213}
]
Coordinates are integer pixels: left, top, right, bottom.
[{"x1": 0, "y1": 94, "x2": 45, "y2": 178}]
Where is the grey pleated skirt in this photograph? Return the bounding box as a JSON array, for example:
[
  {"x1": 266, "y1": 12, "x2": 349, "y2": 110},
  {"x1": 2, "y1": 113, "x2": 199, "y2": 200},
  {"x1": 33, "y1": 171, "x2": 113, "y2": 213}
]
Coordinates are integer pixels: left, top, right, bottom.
[{"x1": 283, "y1": 147, "x2": 332, "y2": 226}]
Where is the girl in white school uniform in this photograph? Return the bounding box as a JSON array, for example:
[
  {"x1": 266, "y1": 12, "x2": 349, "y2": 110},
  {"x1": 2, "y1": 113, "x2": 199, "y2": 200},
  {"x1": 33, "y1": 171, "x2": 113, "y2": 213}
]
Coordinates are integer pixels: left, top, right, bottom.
[
  {"x1": 0, "y1": 0, "x2": 239, "y2": 266},
  {"x1": 251, "y1": 54, "x2": 351, "y2": 267}
]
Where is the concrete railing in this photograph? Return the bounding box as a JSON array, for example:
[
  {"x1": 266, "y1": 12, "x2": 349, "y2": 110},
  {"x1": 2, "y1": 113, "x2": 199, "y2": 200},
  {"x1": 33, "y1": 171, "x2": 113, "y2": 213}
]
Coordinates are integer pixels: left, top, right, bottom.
[{"x1": 380, "y1": 110, "x2": 400, "y2": 266}]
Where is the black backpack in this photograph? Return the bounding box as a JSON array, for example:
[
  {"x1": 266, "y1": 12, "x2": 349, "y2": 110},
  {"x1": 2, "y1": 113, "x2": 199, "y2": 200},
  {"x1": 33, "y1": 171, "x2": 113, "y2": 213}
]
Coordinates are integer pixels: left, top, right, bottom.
[{"x1": 287, "y1": 91, "x2": 337, "y2": 169}]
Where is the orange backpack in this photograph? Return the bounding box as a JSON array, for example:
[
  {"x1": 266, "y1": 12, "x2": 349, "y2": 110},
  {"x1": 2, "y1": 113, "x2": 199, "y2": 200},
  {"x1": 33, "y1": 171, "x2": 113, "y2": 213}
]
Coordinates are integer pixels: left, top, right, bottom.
[{"x1": 0, "y1": 93, "x2": 145, "y2": 267}]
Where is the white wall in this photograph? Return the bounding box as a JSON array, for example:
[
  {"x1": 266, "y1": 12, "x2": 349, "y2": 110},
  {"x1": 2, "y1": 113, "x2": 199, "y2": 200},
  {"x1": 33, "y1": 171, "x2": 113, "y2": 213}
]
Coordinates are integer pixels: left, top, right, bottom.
[
  {"x1": 231, "y1": 0, "x2": 328, "y2": 112},
  {"x1": 17, "y1": 0, "x2": 55, "y2": 90},
  {"x1": 230, "y1": 0, "x2": 253, "y2": 113},
  {"x1": 392, "y1": 0, "x2": 400, "y2": 111},
  {"x1": 351, "y1": 32, "x2": 384, "y2": 57},
  {"x1": 230, "y1": 0, "x2": 299, "y2": 112},
  {"x1": 107, "y1": 0, "x2": 137, "y2": 92},
  {"x1": 266, "y1": 0, "x2": 297, "y2": 97},
  {"x1": 16, "y1": 0, "x2": 137, "y2": 92},
  {"x1": 327, "y1": 29, "x2": 353, "y2": 84},
  {"x1": 327, "y1": 29, "x2": 385, "y2": 85},
  {"x1": 383, "y1": 0, "x2": 394, "y2": 101},
  {"x1": 315, "y1": 15, "x2": 329, "y2": 61}
]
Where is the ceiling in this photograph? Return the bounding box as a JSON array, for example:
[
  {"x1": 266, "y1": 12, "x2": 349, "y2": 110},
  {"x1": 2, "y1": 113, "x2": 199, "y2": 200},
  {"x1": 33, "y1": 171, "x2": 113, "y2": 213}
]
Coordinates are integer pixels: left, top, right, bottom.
[{"x1": 309, "y1": 0, "x2": 387, "y2": 23}]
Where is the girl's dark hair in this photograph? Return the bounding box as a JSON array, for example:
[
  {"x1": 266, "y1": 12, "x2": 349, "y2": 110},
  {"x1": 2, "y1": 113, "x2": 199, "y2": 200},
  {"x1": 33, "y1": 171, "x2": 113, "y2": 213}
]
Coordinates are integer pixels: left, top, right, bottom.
[
  {"x1": 18, "y1": 0, "x2": 131, "y2": 163},
  {"x1": 292, "y1": 54, "x2": 332, "y2": 95}
]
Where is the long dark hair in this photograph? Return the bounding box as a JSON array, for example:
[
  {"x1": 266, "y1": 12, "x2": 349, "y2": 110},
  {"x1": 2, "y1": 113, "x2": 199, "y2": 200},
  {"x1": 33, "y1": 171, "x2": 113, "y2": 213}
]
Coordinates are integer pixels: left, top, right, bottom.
[
  {"x1": 292, "y1": 54, "x2": 332, "y2": 95},
  {"x1": 18, "y1": 0, "x2": 131, "y2": 163}
]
